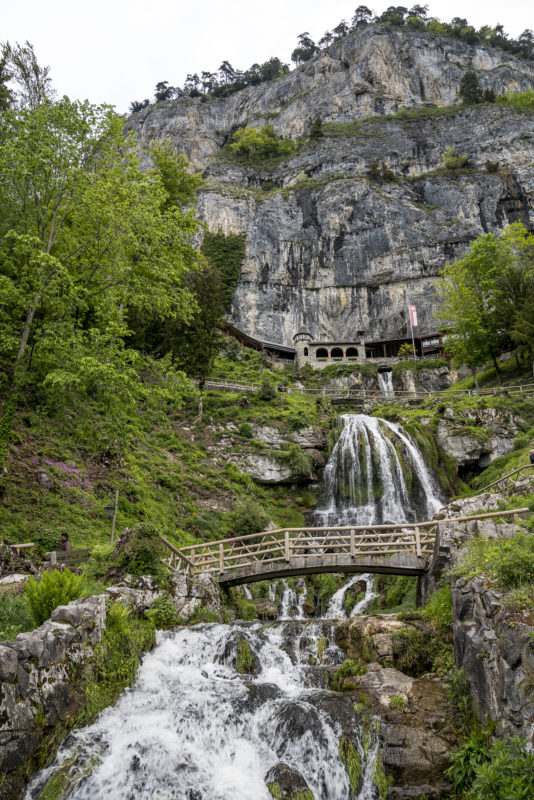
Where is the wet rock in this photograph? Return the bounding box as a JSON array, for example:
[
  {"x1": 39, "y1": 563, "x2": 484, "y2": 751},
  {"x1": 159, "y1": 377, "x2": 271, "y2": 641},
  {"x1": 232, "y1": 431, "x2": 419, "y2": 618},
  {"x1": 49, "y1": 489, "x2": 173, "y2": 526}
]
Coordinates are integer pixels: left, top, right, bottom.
[
  {"x1": 291, "y1": 427, "x2": 326, "y2": 449},
  {"x1": 265, "y1": 762, "x2": 313, "y2": 800},
  {"x1": 105, "y1": 585, "x2": 161, "y2": 614},
  {"x1": 255, "y1": 600, "x2": 279, "y2": 620}
]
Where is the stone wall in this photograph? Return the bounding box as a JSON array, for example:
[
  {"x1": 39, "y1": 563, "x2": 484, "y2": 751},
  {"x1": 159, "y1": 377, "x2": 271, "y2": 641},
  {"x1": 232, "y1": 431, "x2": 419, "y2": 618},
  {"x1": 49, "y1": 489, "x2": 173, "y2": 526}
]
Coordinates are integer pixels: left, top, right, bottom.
[{"x1": 0, "y1": 595, "x2": 106, "y2": 800}]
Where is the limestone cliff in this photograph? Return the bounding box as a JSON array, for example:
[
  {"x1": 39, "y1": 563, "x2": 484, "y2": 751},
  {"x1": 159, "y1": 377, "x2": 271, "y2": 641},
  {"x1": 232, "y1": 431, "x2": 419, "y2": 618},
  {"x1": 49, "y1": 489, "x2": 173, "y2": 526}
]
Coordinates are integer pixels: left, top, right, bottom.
[{"x1": 127, "y1": 25, "x2": 534, "y2": 346}]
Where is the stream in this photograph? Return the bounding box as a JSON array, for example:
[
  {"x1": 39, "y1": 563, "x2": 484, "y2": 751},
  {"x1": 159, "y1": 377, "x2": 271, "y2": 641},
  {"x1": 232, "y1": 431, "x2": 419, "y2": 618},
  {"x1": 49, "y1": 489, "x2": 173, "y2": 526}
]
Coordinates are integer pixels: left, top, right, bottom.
[{"x1": 24, "y1": 415, "x2": 443, "y2": 800}]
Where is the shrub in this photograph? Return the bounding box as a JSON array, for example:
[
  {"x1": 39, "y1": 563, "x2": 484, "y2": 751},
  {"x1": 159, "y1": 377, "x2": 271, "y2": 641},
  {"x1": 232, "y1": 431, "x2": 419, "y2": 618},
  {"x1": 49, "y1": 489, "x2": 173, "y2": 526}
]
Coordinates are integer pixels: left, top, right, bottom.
[
  {"x1": 109, "y1": 523, "x2": 166, "y2": 582},
  {"x1": 423, "y1": 585, "x2": 453, "y2": 633},
  {"x1": 145, "y1": 593, "x2": 181, "y2": 629},
  {"x1": 329, "y1": 658, "x2": 366, "y2": 691},
  {"x1": 446, "y1": 728, "x2": 492, "y2": 795},
  {"x1": 25, "y1": 569, "x2": 86, "y2": 626},
  {"x1": 236, "y1": 597, "x2": 258, "y2": 621},
  {"x1": 469, "y1": 738, "x2": 534, "y2": 799},
  {"x1": 284, "y1": 444, "x2": 312, "y2": 476},
  {"x1": 442, "y1": 146, "x2": 470, "y2": 170},
  {"x1": 258, "y1": 377, "x2": 276, "y2": 401},
  {"x1": 457, "y1": 531, "x2": 534, "y2": 589},
  {"x1": 230, "y1": 500, "x2": 270, "y2": 537},
  {"x1": 496, "y1": 88, "x2": 534, "y2": 110},
  {"x1": 238, "y1": 422, "x2": 253, "y2": 438},
  {"x1": 485, "y1": 159, "x2": 499, "y2": 173},
  {"x1": 0, "y1": 591, "x2": 34, "y2": 640}
]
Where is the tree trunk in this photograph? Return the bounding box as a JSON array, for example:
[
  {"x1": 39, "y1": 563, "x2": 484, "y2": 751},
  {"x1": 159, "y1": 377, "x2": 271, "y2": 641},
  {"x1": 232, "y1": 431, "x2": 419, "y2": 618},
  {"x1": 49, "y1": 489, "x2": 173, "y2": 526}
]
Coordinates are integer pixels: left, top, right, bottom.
[
  {"x1": 0, "y1": 391, "x2": 18, "y2": 475},
  {"x1": 193, "y1": 393, "x2": 203, "y2": 425},
  {"x1": 471, "y1": 367, "x2": 479, "y2": 388}
]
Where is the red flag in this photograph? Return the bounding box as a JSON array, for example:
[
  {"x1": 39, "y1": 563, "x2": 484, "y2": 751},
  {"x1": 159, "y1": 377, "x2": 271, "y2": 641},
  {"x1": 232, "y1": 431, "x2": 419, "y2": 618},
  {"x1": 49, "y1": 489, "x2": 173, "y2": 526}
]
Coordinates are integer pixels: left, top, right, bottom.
[{"x1": 409, "y1": 305, "x2": 418, "y2": 326}]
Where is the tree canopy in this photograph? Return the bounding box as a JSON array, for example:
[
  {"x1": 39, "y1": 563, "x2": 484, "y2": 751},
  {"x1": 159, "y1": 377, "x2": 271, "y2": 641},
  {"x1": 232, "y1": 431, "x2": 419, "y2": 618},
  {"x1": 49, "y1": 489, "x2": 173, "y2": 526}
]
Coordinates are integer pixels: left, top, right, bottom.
[
  {"x1": 0, "y1": 90, "x2": 204, "y2": 470},
  {"x1": 435, "y1": 223, "x2": 534, "y2": 382}
]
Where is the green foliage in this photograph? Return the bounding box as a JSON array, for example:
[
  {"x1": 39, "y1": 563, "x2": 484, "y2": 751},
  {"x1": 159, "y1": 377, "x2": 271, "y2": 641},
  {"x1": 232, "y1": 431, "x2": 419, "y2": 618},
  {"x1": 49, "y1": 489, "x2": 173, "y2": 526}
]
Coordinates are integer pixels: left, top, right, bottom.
[
  {"x1": 496, "y1": 89, "x2": 534, "y2": 110},
  {"x1": 0, "y1": 590, "x2": 33, "y2": 640},
  {"x1": 236, "y1": 597, "x2": 258, "y2": 621},
  {"x1": 469, "y1": 738, "x2": 534, "y2": 800},
  {"x1": 236, "y1": 636, "x2": 254, "y2": 672},
  {"x1": 309, "y1": 117, "x2": 323, "y2": 140},
  {"x1": 422, "y1": 586, "x2": 453, "y2": 633},
  {"x1": 377, "y1": 575, "x2": 417, "y2": 612},
  {"x1": 441, "y1": 146, "x2": 470, "y2": 170},
  {"x1": 200, "y1": 230, "x2": 247, "y2": 313},
  {"x1": 446, "y1": 728, "x2": 493, "y2": 794},
  {"x1": 25, "y1": 569, "x2": 85, "y2": 626},
  {"x1": 110, "y1": 523, "x2": 166, "y2": 581},
  {"x1": 435, "y1": 222, "x2": 534, "y2": 378},
  {"x1": 258, "y1": 377, "x2": 277, "y2": 401},
  {"x1": 0, "y1": 96, "x2": 201, "y2": 472},
  {"x1": 455, "y1": 530, "x2": 534, "y2": 589},
  {"x1": 228, "y1": 124, "x2": 296, "y2": 162},
  {"x1": 145, "y1": 593, "x2": 181, "y2": 629},
  {"x1": 283, "y1": 444, "x2": 312, "y2": 476},
  {"x1": 368, "y1": 161, "x2": 396, "y2": 182},
  {"x1": 329, "y1": 658, "x2": 366, "y2": 691},
  {"x1": 77, "y1": 609, "x2": 155, "y2": 726},
  {"x1": 389, "y1": 695, "x2": 407, "y2": 712},
  {"x1": 229, "y1": 499, "x2": 271, "y2": 537},
  {"x1": 339, "y1": 736, "x2": 362, "y2": 795},
  {"x1": 238, "y1": 422, "x2": 253, "y2": 438}
]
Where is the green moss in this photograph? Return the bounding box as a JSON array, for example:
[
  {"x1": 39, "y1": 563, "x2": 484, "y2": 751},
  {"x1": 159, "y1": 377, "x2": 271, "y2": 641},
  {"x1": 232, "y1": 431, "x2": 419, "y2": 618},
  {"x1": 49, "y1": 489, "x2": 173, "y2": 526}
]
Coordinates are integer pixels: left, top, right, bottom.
[
  {"x1": 329, "y1": 659, "x2": 366, "y2": 691},
  {"x1": 339, "y1": 736, "x2": 362, "y2": 795},
  {"x1": 37, "y1": 768, "x2": 70, "y2": 800},
  {"x1": 236, "y1": 637, "x2": 253, "y2": 673},
  {"x1": 373, "y1": 752, "x2": 391, "y2": 800},
  {"x1": 317, "y1": 635, "x2": 327, "y2": 663},
  {"x1": 389, "y1": 695, "x2": 407, "y2": 712},
  {"x1": 267, "y1": 783, "x2": 284, "y2": 799}
]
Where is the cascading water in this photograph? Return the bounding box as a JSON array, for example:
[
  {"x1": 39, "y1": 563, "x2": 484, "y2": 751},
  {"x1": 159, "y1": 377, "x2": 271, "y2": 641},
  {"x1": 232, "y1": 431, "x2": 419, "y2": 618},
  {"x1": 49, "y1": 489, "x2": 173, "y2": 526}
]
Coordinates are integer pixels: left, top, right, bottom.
[
  {"x1": 24, "y1": 412, "x2": 443, "y2": 800},
  {"x1": 25, "y1": 622, "x2": 381, "y2": 800},
  {"x1": 314, "y1": 414, "x2": 442, "y2": 526},
  {"x1": 325, "y1": 574, "x2": 377, "y2": 619},
  {"x1": 377, "y1": 371, "x2": 394, "y2": 398}
]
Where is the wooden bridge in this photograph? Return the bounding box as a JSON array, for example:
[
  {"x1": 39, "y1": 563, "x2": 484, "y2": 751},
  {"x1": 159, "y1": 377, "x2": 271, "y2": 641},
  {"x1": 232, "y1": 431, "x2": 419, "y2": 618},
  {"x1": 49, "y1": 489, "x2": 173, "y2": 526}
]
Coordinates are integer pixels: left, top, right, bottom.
[
  {"x1": 160, "y1": 508, "x2": 528, "y2": 586},
  {"x1": 476, "y1": 464, "x2": 534, "y2": 495}
]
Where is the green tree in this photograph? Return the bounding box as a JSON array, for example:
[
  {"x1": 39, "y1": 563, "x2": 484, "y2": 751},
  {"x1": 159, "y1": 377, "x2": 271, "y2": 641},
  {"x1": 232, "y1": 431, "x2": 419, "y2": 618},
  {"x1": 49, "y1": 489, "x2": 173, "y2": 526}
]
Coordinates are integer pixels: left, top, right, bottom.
[
  {"x1": 0, "y1": 97, "x2": 201, "y2": 473},
  {"x1": 436, "y1": 223, "x2": 534, "y2": 382},
  {"x1": 229, "y1": 124, "x2": 294, "y2": 161},
  {"x1": 309, "y1": 117, "x2": 324, "y2": 140},
  {"x1": 459, "y1": 69, "x2": 481, "y2": 104}
]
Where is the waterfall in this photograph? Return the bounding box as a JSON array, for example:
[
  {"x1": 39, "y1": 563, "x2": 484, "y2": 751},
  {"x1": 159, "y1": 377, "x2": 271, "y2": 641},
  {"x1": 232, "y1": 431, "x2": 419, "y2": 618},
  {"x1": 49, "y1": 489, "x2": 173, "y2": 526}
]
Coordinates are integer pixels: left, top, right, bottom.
[
  {"x1": 25, "y1": 622, "x2": 381, "y2": 800},
  {"x1": 279, "y1": 578, "x2": 307, "y2": 620},
  {"x1": 314, "y1": 414, "x2": 442, "y2": 526},
  {"x1": 377, "y1": 370, "x2": 394, "y2": 398},
  {"x1": 325, "y1": 574, "x2": 377, "y2": 619}
]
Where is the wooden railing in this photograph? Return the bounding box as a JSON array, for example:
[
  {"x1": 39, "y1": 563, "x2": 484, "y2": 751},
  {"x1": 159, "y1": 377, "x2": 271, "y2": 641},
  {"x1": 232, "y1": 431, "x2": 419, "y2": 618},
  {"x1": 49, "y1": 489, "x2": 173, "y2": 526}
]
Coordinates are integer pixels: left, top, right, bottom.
[
  {"x1": 161, "y1": 509, "x2": 529, "y2": 579},
  {"x1": 475, "y1": 464, "x2": 534, "y2": 495}
]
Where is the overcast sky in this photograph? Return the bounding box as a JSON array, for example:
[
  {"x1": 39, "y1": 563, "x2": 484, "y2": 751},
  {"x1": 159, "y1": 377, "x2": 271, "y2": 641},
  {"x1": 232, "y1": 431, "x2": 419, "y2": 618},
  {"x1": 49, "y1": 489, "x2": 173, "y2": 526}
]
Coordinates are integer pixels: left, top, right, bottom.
[{"x1": 2, "y1": 1, "x2": 531, "y2": 113}]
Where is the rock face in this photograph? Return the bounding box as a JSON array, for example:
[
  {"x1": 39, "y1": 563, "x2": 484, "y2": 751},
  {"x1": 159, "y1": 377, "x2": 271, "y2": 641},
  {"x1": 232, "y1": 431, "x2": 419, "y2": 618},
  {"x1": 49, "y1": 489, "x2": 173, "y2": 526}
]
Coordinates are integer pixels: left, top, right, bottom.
[
  {"x1": 453, "y1": 576, "x2": 534, "y2": 744},
  {"x1": 0, "y1": 596, "x2": 106, "y2": 798},
  {"x1": 434, "y1": 406, "x2": 521, "y2": 468},
  {"x1": 128, "y1": 25, "x2": 534, "y2": 346}
]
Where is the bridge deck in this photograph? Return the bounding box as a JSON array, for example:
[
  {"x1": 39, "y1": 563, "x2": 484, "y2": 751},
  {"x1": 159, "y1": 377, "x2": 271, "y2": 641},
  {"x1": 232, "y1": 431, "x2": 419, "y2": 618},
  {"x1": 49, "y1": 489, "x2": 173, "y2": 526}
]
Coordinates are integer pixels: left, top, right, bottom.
[
  {"x1": 160, "y1": 508, "x2": 528, "y2": 586},
  {"x1": 218, "y1": 553, "x2": 427, "y2": 586}
]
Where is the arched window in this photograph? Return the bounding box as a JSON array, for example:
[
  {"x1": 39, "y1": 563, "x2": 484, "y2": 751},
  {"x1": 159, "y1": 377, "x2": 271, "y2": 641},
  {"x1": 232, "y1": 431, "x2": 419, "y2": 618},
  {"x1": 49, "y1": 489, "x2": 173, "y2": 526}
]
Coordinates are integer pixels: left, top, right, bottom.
[
  {"x1": 316, "y1": 348, "x2": 328, "y2": 360},
  {"x1": 346, "y1": 347, "x2": 358, "y2": 359},
  {"x1": 331, "y1": 347, "x2": 343, "y2": 360},
  {"x1": 303, "y1": 347, "x2": 308, "y2": 356}
]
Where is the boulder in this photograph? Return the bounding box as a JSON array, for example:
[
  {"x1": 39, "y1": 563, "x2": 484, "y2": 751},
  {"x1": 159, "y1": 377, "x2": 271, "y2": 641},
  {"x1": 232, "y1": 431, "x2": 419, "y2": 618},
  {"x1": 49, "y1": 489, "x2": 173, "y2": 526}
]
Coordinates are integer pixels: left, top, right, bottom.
[{"x1": 265, "y1": 763, "x2": 313, "y2": 800}]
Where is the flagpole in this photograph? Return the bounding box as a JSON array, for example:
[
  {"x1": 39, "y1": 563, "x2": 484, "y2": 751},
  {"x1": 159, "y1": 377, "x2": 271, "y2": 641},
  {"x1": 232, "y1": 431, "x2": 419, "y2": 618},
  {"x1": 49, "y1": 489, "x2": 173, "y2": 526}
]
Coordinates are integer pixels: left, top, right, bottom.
[{"x1": 409, "y1": 311, "x2": 416, "y2": 358}]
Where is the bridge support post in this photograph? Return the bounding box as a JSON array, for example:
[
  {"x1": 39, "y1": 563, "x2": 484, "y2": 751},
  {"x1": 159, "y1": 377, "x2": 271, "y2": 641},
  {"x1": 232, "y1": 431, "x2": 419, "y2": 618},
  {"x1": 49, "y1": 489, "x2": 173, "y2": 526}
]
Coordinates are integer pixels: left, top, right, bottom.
[
  {"x1": 414, "y1": 527, "x2": 421, "y2": 557},
  {"x1": 350, "y1": 530, "x2": 355, "y2": 558},
  {"x1": 284, "y1": 531, "x2": 290, "y2": 562},
  {"x1": 219, "y1": 544, "x2": 224, "y2": 573}
]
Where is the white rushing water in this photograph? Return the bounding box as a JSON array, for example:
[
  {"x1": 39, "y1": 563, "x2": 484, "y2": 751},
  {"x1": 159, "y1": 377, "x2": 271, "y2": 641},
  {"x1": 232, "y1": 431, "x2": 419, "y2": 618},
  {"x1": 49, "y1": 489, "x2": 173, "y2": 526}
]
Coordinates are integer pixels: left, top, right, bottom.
[
  {"x1": 314, "y1": 414, "x2": 442, "y2": 526},
  {"x1": 377, "y1": 371, "x2": 394, "y2": 398},
  {"x1": 325, "y1": 574, "x2": 377, "y2": 619},
  {"x1": 279, "y1": 578, "x2": 307, "y2": 620},
  {"x1": 24, "y1": 412, "x2": 441, "y2": 800},
  {"x1": 25, "y1": 622, "x2": 381, "y2": 800}
]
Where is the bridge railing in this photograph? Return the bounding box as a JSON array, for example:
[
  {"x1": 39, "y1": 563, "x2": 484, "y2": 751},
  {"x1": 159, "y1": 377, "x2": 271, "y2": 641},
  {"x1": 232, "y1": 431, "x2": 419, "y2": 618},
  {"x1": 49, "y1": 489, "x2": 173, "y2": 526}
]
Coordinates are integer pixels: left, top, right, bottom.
[
  {"x1": 475, "y1": 464, "x2": 534, "y2": 495},
  {"x1": 161, "y1": 508, "x2": 530, "y2": 578}
]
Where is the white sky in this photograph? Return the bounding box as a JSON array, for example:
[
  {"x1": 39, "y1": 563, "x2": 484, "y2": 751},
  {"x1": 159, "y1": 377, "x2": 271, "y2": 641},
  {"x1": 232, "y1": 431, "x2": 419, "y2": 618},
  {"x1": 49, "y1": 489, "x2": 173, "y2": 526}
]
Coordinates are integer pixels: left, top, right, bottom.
[{"x1": 2, "y1": 1, "x2": 531, "y2": 113}]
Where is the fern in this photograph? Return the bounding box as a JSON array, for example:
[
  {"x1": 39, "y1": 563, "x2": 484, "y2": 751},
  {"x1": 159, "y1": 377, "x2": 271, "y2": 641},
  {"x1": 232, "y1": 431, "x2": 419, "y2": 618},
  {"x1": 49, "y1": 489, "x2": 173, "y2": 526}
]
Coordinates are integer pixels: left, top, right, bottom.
[{"x1": 25, "y1": 569, "x2": 85, "y2": 626}]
